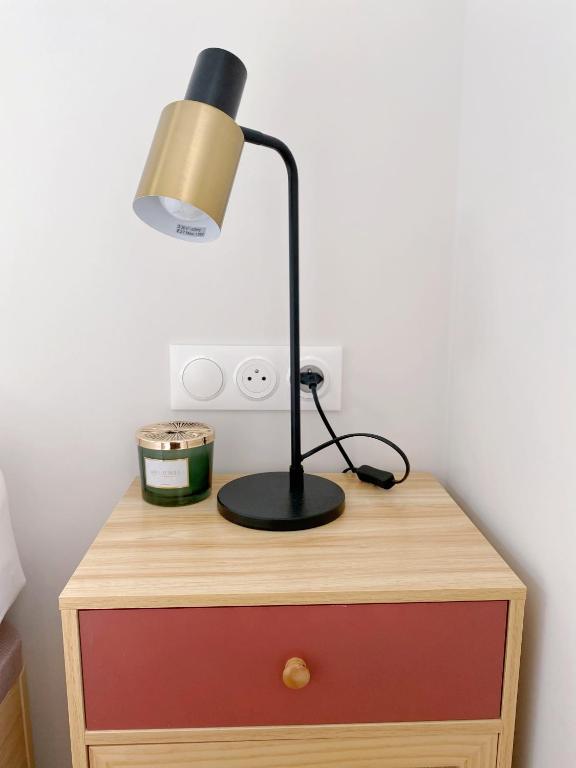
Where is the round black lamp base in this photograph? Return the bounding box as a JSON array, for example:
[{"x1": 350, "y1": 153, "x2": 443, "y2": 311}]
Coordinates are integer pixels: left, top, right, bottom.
[{"x1": 217, "y1": 472, "x2": 345, "y2": 531}]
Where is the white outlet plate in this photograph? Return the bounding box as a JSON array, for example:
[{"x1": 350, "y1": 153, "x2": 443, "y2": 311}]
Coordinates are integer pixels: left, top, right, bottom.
[{"x1": 170, "y1": 345, "x2": 342, "y2": 411}]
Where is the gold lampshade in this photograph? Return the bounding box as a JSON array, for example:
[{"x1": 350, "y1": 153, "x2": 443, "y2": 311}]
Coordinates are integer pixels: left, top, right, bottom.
[{"x1": 133, "y1": 99, "x2": 244, "y2": 242}]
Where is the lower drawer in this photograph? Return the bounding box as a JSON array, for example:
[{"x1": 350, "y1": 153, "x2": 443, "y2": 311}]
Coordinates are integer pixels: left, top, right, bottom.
[
  {"x1": 80, "y1": 601, "x2": 507, "y2": 730},
  {"x1": 89, "y1": 731, "x2": 499, "y2": 768}
]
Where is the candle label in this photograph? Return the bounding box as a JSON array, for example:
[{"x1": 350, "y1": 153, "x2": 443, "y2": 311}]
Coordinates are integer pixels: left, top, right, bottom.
[{"x1": 144, "y1": 457, "x2": 189, "y2": 489}]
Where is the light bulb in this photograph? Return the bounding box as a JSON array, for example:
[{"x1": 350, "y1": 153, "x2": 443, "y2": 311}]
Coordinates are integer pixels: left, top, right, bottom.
[{"x1": 159, "y1": 196, "x2": 206, "y2": 222}]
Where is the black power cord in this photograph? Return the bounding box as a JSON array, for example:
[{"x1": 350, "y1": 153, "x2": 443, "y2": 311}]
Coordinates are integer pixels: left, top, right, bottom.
[
  {"x1": 310, "y1": 383, "x2": 356, "y2": 474},
  {"x1": 300, "y1": 369, "x2": 410, "y2": 489}
]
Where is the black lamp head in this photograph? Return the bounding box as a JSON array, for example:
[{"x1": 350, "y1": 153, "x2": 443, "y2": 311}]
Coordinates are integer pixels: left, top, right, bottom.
[{"x1": 184, "y1": 48, "x2": 247, "y2": 119}]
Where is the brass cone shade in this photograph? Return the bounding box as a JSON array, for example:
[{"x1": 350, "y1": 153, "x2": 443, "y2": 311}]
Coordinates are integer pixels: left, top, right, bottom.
[{"x1": 133, "y1": 100, "x2": 244, "y2": 242}]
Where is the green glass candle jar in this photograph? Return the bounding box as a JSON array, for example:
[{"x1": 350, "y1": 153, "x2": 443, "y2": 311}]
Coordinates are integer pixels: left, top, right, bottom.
[{"x1": 136, "y1": 421, "x2": 214, "y2": 507}]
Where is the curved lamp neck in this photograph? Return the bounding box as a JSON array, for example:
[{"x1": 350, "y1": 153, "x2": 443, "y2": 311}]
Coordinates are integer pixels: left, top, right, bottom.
[{"x1": 241, "y1": 127, "x2": 303, "y2": 491}]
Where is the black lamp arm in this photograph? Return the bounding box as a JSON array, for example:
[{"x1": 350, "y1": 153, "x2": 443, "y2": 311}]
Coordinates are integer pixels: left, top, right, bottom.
[{"x1": 241, "y1": 127, "x2": 303, "y2": 490}]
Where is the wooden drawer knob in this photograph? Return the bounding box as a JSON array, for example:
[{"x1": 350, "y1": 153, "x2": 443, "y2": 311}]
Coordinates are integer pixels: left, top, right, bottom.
[{"x1": 282, "y1": 657, "x2": 311, "y2": 689}]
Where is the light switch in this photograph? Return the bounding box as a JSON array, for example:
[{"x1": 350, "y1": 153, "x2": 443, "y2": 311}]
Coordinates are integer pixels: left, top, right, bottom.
[{"x1": 182, "y1": 357, "x2": 224, "y2": 401}]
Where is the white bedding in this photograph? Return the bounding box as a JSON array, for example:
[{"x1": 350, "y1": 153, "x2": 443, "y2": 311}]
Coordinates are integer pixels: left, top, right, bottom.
[{"x1": 0, "y1": 470, "x2": 25, "y2": 622}]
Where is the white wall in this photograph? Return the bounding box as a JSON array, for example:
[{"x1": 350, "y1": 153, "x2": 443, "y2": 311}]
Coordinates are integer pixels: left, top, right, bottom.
[
  {"x1": 446, "y1": 1, "x2": 576, "y2": 766},
  {"x1": 0, "y1": 2, "x2": 465, "y2": 766}
]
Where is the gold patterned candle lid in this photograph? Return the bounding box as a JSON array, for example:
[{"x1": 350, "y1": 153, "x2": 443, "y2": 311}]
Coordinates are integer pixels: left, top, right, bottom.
[{"x1": 136, "y1": 421, "x2": 215, "y2": 450}]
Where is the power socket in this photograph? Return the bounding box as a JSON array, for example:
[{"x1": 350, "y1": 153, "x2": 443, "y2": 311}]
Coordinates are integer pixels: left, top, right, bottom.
[
  {"x1": 299, "y1": 364, "x2": 326, "y2": 393},
  {"x1": 236, "y1": 358, "x2": 278, "y2": 400}
]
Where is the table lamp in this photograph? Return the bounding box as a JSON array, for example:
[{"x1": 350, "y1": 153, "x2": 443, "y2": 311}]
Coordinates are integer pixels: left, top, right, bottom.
[{"x1": 133, "y1": 48, "x2": 345, "y2": 530}]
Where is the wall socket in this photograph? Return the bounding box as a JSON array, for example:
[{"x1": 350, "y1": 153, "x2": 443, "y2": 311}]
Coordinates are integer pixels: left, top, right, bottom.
[{"x1": 170, "y1": 345, "x2": 342, "y2": 411}]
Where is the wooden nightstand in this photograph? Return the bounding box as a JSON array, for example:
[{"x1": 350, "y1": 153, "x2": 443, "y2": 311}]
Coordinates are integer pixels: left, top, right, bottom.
[{"x1": 60, "y1": 473, "x2": 525, "y2": 768}]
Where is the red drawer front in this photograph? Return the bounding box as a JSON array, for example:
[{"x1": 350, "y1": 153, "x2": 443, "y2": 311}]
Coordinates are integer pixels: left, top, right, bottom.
[{"x1": 80, "y1": 601, "x2": 507, "y2": 730}]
